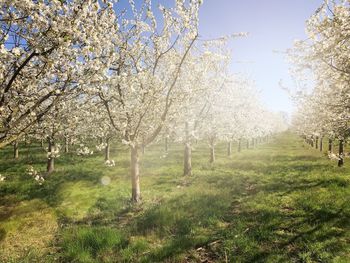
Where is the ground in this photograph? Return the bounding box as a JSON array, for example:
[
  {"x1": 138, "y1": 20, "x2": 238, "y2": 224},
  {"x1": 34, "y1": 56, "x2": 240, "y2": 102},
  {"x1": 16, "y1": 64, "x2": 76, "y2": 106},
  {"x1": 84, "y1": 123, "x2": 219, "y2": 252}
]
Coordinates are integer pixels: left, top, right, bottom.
[{"x1": 0, "y1": 133, "x2": 349, "y2": 262}]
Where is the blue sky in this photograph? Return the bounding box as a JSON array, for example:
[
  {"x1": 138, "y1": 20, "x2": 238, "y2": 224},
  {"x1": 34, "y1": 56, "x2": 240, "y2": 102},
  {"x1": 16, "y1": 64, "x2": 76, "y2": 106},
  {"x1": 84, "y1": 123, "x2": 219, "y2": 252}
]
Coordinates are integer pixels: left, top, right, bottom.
[
  {"x1": 198, "y1": 0, "x2": 324, "y2": 114},
  {"x1": 116, "y1": 0, "x2": 323, "y2": 114}
]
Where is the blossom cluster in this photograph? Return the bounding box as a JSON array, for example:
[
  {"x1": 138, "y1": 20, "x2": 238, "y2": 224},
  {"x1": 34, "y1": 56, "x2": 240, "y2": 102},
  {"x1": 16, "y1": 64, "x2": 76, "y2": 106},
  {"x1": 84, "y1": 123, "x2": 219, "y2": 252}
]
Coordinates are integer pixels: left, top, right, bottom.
[{"x1": 26, "y1": 166, "x2": 45, "y2": 185}]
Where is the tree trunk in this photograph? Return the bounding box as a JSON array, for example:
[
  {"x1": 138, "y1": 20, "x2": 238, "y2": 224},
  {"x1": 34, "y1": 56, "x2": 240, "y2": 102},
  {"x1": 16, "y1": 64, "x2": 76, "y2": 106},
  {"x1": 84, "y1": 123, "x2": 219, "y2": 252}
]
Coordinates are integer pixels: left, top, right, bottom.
[
  {"x1": 227, "y1": 141, "x2": 232, "y2": 156},
  {"x1": 315, "y1": 136, "x2": 319, "y2": 149},
  {"x1": 165, "y1": 137, "x2": 168, "y2": 153},
  {"x1": 338, "y1": 139, "x2": 344, "y2": 167},
  {"x1": 47, "y1": 139, "x2": 55, "y2": 173},
  {"x1": 184, "y1": 143, "x2": 192, "y2": 176},
  {"x1": 105, "y1": 138, "x2": 110, "y2": 161},
  {"x1": 246, "y1": 139, "x2": 249, "y2": 149},
  {"x1": 319, "y1": 137, "x2": 323, "y2": 152},
  {"x1": 238, "y1": 139, "x2": 242, "y2": 152},
  {"x1": 210, "y1": 144, "x2": 215, "y2": 163},
  {"x1": 328, "y1": 139, "x2": 333, "y2": 153},
  {"x1": 183, "y1": 122, "x2": 192, "y2": 176},
  {"x1": 64, "y1": 137, "x2": 69, "y2": 153},
  {"x1": 41, "y1": 139, "x2": 44, "y2": 148},
  {"x1": 130, "y1": 146, "x2": 141, "y2": 202},
  {"x1": 310, "y1": 137, "x2": 314, "y2": 147},
  {"x1": 13, "y1": 140, "x2": 19, "y2": 159}
]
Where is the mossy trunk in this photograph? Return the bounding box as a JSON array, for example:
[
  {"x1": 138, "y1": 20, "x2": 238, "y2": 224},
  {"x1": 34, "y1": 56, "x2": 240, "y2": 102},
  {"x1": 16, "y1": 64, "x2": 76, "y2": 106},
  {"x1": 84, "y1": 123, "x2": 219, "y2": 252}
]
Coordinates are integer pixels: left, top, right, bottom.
[
  {"x1": 13, "y1": 140, "x2": 19, "y2": 159},
  {"x1": 338, "y1": 140, "x2": 344, "y2": 167},
  {"x1": 130, "y1": 146, "x2": 141, "y2": 202}
]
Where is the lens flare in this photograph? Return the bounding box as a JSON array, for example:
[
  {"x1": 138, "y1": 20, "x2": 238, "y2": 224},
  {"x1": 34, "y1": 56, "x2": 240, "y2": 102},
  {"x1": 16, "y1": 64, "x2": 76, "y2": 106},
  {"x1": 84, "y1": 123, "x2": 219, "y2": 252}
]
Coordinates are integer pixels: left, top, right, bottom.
[{"x1": 101, "y1": 176, "x2": 111, "y2": 186}]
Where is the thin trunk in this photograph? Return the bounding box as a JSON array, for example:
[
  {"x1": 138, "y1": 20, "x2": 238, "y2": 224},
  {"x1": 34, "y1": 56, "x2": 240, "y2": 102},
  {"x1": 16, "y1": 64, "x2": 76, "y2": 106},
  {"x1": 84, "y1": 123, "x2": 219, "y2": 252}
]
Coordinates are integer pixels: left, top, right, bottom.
[
  {"x1": 105, "y1": 138, "x2": 110, "y2": 161},
  {"x1": 328, "y1": 139, "x2": 333, "y2": 153},
  {"x1": 41, "y1": 139, "x2": 44, "y2": 148},
  {"x1": 315, "y1": 136, "x2": 319, "y2": 149},
  {"x1": 210, "y1": 143, "x2": 215, "y2": 163},
  {"x1": 319, "y1": 137, "x2": 323, "y2": 152},
  {"x1": 183, "y1": 122, "x2": 192, "y2": 176},
  {"x1": 13, "y1": 140, "x2": 19, "y2": 159},
  {"x1": 130, "y1": 146, "x2": 141, "y2": 202},
  {"x1": 165, "y1": 137, "x2": 168, "y2": 153},
  {"x1": 238, "y1": 139, "x2": 241, "y2": 152},
  {"x1": 338, "y1": 139, "x2": 344, "y2": 167},
  {"x1": 184, "y1": 143, "x2": 192, "y2": 176},
  {"x1": 64, "y1": 137, "x2": 69, "y2": 153},
  {"x1": 227, "y1": 141, "x2": 232, "y2": 156},
  {"x1": 246, "y1": 139, "x2": 249, "y2": 149},
  {"x1": 310, "y1": 137, "x2": 314, "y2": 147},
  {"x1": 47, "y1": 138, "x2": 55, "y2": 173}
]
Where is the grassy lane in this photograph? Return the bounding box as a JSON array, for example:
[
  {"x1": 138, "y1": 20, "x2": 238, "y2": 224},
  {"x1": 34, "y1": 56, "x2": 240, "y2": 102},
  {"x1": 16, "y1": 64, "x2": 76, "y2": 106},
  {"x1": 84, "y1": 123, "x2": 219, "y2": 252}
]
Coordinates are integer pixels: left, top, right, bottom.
[{"x1": 0, "y1": 133, "x2": 349, "y2": 262}]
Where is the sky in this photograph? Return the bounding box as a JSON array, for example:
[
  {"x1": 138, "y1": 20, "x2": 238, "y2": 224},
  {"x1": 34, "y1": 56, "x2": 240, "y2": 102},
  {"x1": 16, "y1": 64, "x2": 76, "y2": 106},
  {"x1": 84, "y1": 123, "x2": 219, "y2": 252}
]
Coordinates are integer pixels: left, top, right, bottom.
[{"x1": 198, "y1": 0, "x2": 324, "y2": 115}]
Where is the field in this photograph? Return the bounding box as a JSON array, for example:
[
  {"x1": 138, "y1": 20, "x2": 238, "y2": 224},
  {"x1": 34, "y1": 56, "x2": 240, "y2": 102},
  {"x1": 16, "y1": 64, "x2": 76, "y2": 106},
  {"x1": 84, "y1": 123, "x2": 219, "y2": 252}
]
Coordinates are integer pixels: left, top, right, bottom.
[{"x1": 0, "y1": 133, "x2": 349, "y2": 262}]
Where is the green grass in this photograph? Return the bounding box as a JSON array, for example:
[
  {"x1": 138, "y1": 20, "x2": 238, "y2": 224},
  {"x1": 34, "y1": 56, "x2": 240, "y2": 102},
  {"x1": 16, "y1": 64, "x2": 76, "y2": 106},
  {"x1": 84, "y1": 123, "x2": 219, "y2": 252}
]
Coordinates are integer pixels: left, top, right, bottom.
[{"x1": 0, "y1": 133, "x2": 349, "y2": 262}]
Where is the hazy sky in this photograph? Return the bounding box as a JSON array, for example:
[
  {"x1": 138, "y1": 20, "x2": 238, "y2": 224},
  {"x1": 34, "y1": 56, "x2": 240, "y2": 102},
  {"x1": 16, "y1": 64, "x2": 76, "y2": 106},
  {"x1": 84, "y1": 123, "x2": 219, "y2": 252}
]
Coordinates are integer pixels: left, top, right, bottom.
[{"x1": 198, "y1": 0, "x2": 324, "y2": 114}]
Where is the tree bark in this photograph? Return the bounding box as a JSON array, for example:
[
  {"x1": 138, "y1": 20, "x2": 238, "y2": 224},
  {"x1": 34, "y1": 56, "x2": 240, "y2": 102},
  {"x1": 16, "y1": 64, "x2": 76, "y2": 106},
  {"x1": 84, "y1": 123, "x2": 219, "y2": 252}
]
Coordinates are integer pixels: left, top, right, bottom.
[
  {"x1": 183, "y1": 122, "x2": 192, "y2": 176},
  {"x1": 105, "y1": 138, "x2": 110, "y2": 161},
  {"x1": 184, "y1": 143, "x2": 192, "y2": 176},
  {"x1": 47, "y1": 138, "x2": 55, "y2": 173},
  {"x1": 328, "y1": 139, "x2": 333, "y2": 153},
  {"x1": 130, "y1": 146, "x2": 141, "y2": 202},
  {"x1": 13, "y1": 140, "x2": 19, "y2": 159},
  {"x1": 319, "y1": 137, "x2": 323, "y2": 152},
  {"x1": 315, "y1": 136, "x2": 319, "y2": 149},
  {"x1": 338, "y1": 139, "x2": 344, "y2": 167},
  {"x1": 64, "y1": 137, "x2": 69, "y2": 153},
  {"x1": 41, "y1": 139, "x2": 44, "y2": 148},
  {"x1": 165, "y1": 137, "x2": 168, "y2": 153},
  {"x1": 238, "y1": 139, "x2": 242, "y2": 152},
  {"x1": 210, "y1": 144, "x2": 215, "y2": 163},
  {"x1": 227, "y1": 141, "x2": 232, "y2": 156}
]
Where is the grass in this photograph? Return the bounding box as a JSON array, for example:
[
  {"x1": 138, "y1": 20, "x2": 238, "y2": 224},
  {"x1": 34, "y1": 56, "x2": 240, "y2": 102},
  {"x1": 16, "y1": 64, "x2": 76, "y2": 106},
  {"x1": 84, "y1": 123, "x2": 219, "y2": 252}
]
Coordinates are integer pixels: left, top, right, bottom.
[{"x1": 0, "y1": 133, "x2": 349, "y2": 262}]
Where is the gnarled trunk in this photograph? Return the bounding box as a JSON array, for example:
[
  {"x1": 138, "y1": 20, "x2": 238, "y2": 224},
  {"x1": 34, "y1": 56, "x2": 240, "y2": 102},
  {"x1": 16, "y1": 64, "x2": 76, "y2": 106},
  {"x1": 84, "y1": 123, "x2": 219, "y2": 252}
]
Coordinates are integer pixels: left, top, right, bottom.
[
  {"x1": 47, "y1": 138, "x2": 55, "y2": 173},
  {"x1": 338, "y1": 139, "x2": 344, "y2": 167},
  {"x1": 130, "y1": 146, "x2": 141, "y2": 202},
  {"x1": 227, "y1": 141, "x2": 232, "y2": 156},
  {"x1": 13, "y1": 140, "x2": 19, "y2": 159}
]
